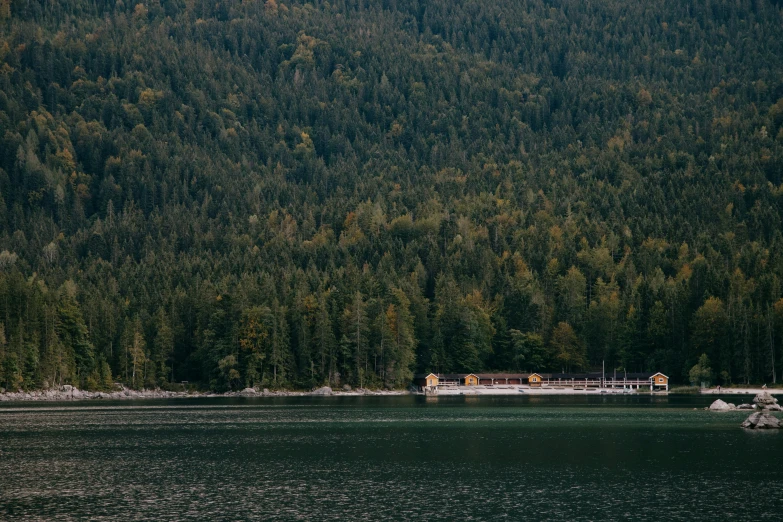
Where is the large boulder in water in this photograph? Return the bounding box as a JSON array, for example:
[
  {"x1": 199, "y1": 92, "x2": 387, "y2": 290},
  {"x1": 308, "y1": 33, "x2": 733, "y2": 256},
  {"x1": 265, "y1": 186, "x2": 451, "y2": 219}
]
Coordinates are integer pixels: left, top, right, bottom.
[
  {"x1": 311, "y1": 386, "x2": 333, "y2": 396},
  {"x1": 741, "y1": 412, "x2": 782, "y2": 429},
  {"x1": 709, "y1": 399, "x2": 733, "y2": 411},
  {"x1": 752, "y1": 391, "x2": 779, "y2": 409},
  {"x1": 736, "y1": 403, "x2": 755, "y2": 410}
]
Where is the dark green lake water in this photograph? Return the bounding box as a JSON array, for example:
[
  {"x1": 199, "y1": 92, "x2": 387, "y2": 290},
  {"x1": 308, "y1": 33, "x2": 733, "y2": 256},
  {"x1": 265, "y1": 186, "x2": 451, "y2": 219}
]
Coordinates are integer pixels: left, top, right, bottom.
[{"x1": 1, "y1": 394, "x2": 781, "y2": 520}]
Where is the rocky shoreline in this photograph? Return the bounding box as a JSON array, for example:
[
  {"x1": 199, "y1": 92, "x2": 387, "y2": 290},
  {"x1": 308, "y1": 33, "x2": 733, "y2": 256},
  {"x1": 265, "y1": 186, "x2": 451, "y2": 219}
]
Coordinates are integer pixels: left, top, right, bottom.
[
  {"x1": 0, "y1": 385, "x2": 410, "y2": 402},
  {"x1": 707, "y1": 391, "x2": 783, "y2": 429}
]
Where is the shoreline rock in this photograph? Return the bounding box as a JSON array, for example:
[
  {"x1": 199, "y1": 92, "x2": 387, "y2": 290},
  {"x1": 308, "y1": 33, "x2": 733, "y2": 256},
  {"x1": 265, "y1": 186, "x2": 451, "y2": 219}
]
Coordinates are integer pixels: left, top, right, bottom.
[{"x1": 708, "y1": 399, "x2": 736, "y2": 411}]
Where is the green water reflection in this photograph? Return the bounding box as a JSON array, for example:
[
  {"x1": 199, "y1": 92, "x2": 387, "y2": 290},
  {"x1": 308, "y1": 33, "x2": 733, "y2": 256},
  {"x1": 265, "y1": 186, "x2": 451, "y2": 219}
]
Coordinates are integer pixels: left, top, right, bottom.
[{"x1": 0, "y1": 395, "x2": 780, "y2": 520}]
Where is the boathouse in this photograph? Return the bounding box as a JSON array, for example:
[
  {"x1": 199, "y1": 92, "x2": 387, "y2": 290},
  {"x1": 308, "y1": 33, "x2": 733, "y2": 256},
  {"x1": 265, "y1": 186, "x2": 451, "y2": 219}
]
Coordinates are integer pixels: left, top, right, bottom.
[
  {"x1": 528, "y1": 373, "x2": 543, "y2": 387},
  {"x1": 414, "y1": 370, "x2": 669, "y2": 391},
  {"x1": 413, "y1": 373, "x2": 440, "y2": 388},
  {"x1": 650, "y1": 372, "x2": 669, "y2": 391}
]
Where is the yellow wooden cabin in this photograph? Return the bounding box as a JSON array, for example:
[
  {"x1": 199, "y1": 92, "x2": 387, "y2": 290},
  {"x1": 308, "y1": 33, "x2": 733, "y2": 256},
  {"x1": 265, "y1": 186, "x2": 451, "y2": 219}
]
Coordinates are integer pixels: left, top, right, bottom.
[
  {"x1": 528, "y1": 373, "x2": 543, "y2": 387},
  {"x1": 650, "y1": 372, "x2": 669, "y2": 390},
  {"x1": 464, "y1": 374, "x2": 479, "y2": 386},
  {"x1": 425, "y1": 373, "x2": 439, "y2": 387}
]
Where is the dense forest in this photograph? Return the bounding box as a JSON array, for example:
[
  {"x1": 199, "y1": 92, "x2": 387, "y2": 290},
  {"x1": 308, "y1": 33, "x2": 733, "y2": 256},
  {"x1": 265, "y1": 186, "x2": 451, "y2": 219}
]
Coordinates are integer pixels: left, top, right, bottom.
[{"x1": 1, "y1": 0, "x2": 783, "y2": 391}]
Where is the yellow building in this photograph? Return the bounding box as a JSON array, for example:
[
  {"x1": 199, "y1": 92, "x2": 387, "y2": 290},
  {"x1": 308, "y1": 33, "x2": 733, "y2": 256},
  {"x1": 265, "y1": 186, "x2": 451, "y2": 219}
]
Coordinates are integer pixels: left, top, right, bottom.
[
  {"x1": 464, "y1": 374, "x2": 479, "y2": 386},
  {"x1": 650, "y1": 372, "x2": 669, "y2": 391},
  {"x1": 528, "y1": 373, "x2": 543, "y2": 387},
  {"x1": 414, "y1": 373, "x2": 440, "y2": 388}
]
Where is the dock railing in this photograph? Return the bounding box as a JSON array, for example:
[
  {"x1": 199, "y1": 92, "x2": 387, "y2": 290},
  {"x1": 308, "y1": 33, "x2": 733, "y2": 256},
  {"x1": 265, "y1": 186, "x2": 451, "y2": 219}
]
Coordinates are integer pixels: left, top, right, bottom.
[
  {"x1": 539, "y1": 378, "x2": 653, "y2": 388},
  {"x1": 602, "y1": 379, "x2": 652, "y2": 388},
  {"x1": 540, "y1": 378, "x2": 603, "y2": 388}
]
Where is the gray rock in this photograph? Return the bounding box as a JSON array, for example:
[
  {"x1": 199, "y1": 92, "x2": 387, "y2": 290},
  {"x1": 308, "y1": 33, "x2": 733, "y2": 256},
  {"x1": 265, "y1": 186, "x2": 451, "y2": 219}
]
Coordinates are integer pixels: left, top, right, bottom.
[
  {"x1": 736, "y1": 403, "x2": 755, "y2": 410},
  {"x1": 311, "y1": 386, "x2": 333, "y2": 396},
  {"x1": 342, "y1": 384, "x2": 352, "y2": 392},
  {"x1": 240, "y1": 387, "x2": 257, "y2": 396},
  {"x1": 71, "y1": 388, "x2": 83, "y2": 399},
  {"x1": 61, "y1": 385, "x2": 73, "y2": 392},
  {"x1": 709, "y1": 399, "x2": 733, "y2": 411},
  {"x1": 764, "y1": 403, "x2": 783, "y2": 412},
  {"x1": 753, "y1": 391, "x2": 779, "y2": 407},
  {"x1": 741, "y1": 412, "x2": 782, "y2": 429}
]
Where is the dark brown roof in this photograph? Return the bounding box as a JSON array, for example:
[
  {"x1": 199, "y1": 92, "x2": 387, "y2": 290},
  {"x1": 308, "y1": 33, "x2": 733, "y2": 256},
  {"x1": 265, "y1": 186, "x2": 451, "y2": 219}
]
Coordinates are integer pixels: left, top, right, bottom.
[
  {"x1": 476, "y1": 373, "x2": 532, "y2": 379},
  {"x1": 604, "y1": 372, "x2": 655, "y2": 380}
]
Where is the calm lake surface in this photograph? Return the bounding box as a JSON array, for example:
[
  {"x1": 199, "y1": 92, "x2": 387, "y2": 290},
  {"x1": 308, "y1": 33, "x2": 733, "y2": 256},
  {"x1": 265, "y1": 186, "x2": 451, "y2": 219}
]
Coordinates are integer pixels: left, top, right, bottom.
[{"x1": 1, "y1": 394, "x2": 781, "y2": 520}]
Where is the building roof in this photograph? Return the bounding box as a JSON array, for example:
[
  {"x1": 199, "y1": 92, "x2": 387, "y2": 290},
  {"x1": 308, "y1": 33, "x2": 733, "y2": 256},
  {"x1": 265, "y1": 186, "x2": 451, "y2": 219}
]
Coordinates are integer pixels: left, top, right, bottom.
[
  {"x1": 604, "y1": 372, "x2": 656, "y2": 380},
  {"x1": 476, "y1": 373, "x2": 532, "y2": 379},
  {"x1": 535, "y1": 372, "x2": 659, "y2": 380},
  {"x1": 414, "y1": 371, "x2": 665, "y2": 381}
]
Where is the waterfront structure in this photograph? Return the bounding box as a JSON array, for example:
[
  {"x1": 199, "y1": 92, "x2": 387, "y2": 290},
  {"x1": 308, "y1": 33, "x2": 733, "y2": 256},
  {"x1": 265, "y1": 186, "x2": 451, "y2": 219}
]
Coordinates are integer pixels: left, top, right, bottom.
[
  {"x1": 650, "y1": 372, "x2": 669, "y2": 391},
  {"x1": 601, "y1": 372, "x2": 668, "y2": 391},
  {"x1": 414, "y1": 371, "x2": 669, "y2": 392},
  {"x1": 415, "y1": 373, "x2": 439, "y2": 388},
  {"x1": 477, "y1": 374, "x2": 528, "y2": 385},
  {"x1": 528, "y1": 373, "x2": 543, "y2": 387},
  {"x1": 465, "y1": 374, "x2": 479, "y2": 386}
]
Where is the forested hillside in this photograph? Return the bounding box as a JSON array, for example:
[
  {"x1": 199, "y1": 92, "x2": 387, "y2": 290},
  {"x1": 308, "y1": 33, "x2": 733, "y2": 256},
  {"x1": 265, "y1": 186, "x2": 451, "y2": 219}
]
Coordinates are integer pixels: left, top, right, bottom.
[{"x1": 1, "y1": 0, "x2": 783, "y2": 391}]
